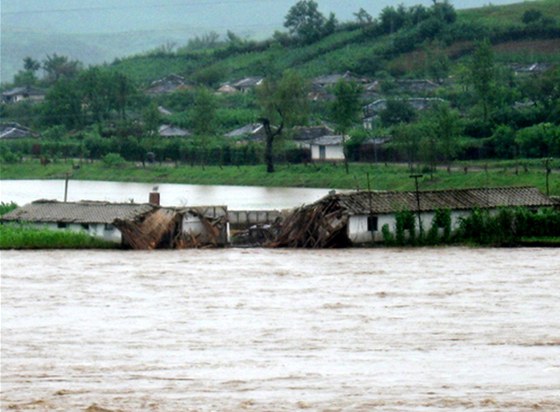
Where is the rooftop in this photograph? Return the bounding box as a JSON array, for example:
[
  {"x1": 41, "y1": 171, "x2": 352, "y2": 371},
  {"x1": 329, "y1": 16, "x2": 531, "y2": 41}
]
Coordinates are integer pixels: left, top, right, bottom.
[
  {"x1": 316, "y1": 186, "x2": 555, "y2": 215},
  {"x1": 1, "y1": 200, "x2": 155, "y2": 224}
]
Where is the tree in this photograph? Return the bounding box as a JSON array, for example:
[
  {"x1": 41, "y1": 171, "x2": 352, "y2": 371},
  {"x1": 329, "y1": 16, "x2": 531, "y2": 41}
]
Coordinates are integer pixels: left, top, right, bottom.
[
  {"x1": 257, "y1": 70, "x2": 309, "y2": 173},
  {"x1": 330, "y1": 79, "x2": 363, "y2": 173},
  {"x1": 424, "y1": 41, "x2": 450, "y2": 83},
  {"x1": 13, "y1": 57, "x2": 41, "y2": 86},
  {"x1": 191, "y1": 87, "x2": 217, "y2": 136},
  {"x1": 380, "y1": 99, "x2": 417, "y2": 126},
  {"x1": 78, "y1": 67, "x2": 114, "y2": 123},
  {"x1": 284, "y1": 0, "x2": 336, "y2": 44},
  {"x1": 354, "y1": 8, "x2": 373, "y2": 25},
  {"x1": 143, "y1": 102, "x2": 161, "y2": 137},
  {"x1": 426, "y1": 103, "x2": 461, "y2": 168},
  {"x1": 470, "y1": 39, "x2": 495, "y2": 123},
  {"x1": 111, "y1": 73, "x2": 135, "y2": 120},
  {"x1": 42, "y1": 53, "x2": 82, "y2": 84},
  {"x1": 43, "y1": 79, "x2": 83, "y2": 129},
  {"x1": 23, "y1": 57, "x2": 41, "y2": 73}
]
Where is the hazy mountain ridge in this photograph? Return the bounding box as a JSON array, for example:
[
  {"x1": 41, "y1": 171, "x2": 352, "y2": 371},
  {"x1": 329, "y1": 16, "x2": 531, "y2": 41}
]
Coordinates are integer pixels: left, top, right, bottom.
[{"x1": 1, "y1": 0, "x2": 520, "y2": 83}]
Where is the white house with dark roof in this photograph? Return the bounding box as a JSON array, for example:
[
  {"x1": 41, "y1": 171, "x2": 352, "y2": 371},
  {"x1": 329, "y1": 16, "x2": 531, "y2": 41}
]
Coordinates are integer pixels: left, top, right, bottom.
[
  {"x1": 1, "y1": 86, "x2": 46, "y2": 104},
  {"x1": 339, "y1": 187, "x2": 555, "y2": 243},
  {"x1": 1, "y1": 200, "x2": 155, "y2": 244},
  {"x1": 273, "y1": 187, "x2": 556, "y2": 247},
  {"x1": 310, "y1": 135, "x2": 347, "y2": 162}
]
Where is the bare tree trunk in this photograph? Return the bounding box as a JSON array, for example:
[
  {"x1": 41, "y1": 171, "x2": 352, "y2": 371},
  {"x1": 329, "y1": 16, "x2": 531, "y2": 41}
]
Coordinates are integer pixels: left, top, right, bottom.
[{"x1": 259, "y1": 117, "x2": 283, "y2": 174}]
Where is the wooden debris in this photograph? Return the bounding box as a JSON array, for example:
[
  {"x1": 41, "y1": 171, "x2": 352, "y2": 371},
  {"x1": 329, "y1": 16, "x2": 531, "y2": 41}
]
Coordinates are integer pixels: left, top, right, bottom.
[{"x1": 267, "y1": 196, "x2": 351, "y2": 248}]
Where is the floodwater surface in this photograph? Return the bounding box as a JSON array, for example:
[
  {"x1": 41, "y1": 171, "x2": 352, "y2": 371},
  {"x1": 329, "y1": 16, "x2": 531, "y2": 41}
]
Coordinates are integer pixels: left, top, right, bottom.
[{"x1": 1, "y1": 248, "x2": 559, "y2": 411}]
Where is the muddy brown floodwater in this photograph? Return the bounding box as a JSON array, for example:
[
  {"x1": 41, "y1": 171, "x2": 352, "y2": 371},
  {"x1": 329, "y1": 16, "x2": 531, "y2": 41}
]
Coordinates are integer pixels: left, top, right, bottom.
[{"x1": 1, "y1": 247, "x2": 559, "y2": 411}]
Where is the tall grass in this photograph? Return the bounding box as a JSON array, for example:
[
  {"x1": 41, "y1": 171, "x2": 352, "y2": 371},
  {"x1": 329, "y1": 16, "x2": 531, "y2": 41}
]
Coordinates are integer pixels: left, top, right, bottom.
[
  {"x1": 0, "y1": 202, "x2": 18, "y2": 216},
  {"x1": 0, "y1": 224, "x2": 118, "y2": 250}
]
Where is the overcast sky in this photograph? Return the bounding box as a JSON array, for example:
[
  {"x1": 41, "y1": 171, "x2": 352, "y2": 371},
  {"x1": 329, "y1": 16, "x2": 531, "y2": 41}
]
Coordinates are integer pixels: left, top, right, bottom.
[{"x1": 3, "y1": 0, "x2": 523, "y2": 36}]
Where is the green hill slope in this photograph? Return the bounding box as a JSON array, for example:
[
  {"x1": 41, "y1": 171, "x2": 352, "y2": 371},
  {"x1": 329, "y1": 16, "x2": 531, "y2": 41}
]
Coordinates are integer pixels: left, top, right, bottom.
[{"x1": 107, "y1": 0, "x2": 559, "y2": 86}]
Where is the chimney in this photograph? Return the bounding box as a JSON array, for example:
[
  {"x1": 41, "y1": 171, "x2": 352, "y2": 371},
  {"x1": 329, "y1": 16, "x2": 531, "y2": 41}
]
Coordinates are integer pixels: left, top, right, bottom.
[{"x1": 149, "y1": 192, "x2": 160, "y2": 206}]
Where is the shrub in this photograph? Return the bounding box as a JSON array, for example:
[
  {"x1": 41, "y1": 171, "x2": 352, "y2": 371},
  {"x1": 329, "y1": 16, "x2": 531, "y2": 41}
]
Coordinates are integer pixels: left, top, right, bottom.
[{"x1": 102, "y1": 152, "x2": 126, "y2": 167}]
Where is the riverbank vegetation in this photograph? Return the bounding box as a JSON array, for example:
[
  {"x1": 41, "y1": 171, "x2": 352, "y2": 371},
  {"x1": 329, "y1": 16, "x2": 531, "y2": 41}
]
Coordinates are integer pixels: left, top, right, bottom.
[
  {"x1": 382, "y1": 207, "x2": 560, "y2": 247},
  {"x1": 0, "y1": 224, "x2": 118, "y2": 250},
  {"x1": 1, "y1": 158, "x2": 558, "y2": 196}
]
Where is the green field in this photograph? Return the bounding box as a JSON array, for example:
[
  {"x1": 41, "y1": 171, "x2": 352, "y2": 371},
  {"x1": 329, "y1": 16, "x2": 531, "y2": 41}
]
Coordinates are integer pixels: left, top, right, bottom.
[{"x1": 1, "y1": 159, "x2": 557, "y2": 195}]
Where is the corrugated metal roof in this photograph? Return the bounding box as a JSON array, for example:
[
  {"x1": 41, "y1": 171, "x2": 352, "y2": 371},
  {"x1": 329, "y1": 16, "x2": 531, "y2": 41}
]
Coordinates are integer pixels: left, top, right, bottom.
[
  {"x1": 321, "y1": 187, "x2": 555, "y2": 215},
  {"x1": 1, "y1": 200, "x2": 155, "y2": 224}
]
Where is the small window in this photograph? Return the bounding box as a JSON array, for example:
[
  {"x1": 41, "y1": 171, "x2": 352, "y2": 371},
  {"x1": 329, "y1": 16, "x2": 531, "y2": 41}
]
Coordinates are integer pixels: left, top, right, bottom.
[
  {"x1": 104, "y1": 224, "x2": 115, "y2": 231},
  {"x1": 367, "y1": 215, "x2": 378, "y2": 232},
  {"x1": 81, "y1": 223, "x2": 89, "y2": 230},
  {"x1": 57, "y1": 222, "x2": 67, "y2": 229}
]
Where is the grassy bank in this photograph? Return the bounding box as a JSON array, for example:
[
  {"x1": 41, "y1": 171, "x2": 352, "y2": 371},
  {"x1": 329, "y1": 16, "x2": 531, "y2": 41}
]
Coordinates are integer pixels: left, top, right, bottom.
[
  {"x1": 0, "y1": 224, "x2": 118, "y2": 250},
  {"x1": 1, "y1": 159, "x2": 558, "y2": 195}
]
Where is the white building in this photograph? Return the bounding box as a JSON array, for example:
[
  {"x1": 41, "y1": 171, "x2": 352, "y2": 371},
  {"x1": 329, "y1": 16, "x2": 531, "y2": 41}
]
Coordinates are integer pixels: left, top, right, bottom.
[
  {"x1": 310, "y1": 135, "x2": 347, "y2": 162},
  {"x1": 1, "y1": 200, "x2": 155, "y2": 244},
  {"x1": 272, "y1": 186, "x2": 556, "y2": 247}
]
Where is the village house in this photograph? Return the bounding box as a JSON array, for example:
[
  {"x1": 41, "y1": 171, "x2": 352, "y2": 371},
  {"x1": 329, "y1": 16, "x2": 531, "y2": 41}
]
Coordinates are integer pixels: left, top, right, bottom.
[
  {"x1": 395, "y1": 79, "x2": 440, "y2": 93},
  {"x1": 1, "y1": 197, "x2": 229, "y2": 249},
  {"x1": 310, "y1": 135, "x2": 347, "y2": 162},
  {"x1": 232, "y1": 77, "x2": 263, "y2": 93},
  {"x1": 363, "y1": 97, "x2": 446, "y2": 128},
  {"x1": 224, "y1": 123, "x2": 265, "y2": 141},
  {"x1": 158, "y1": 124, "x2": 191, "y2": 137},
  {"x1": 145, "y1": 74, "x2": 190, "y2": 95},
  {"x1": 0, "y1": 122, "x2": 38, "y2": 139},
  {"x1": 216, "y1": 83, "x2": 238, "y2": 94},
  {"x1": 0, "y1": 200, "x2": 155, "y2": 244},
  {"x1": 1, "y1": 86, "x2": 46, "y2": 104},
  {"x1": 292, "y1": 125, "x2": 335, "y2": 147},
  {"x1": 270, "y1": 186, "x2": 555, "y2": 247}
]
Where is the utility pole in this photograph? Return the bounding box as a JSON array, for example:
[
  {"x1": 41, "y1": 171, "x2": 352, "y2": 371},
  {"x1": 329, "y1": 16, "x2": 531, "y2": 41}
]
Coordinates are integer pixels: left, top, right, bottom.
[
  {"x1": 410, "y1": 174, "x2": 423, "y2": 237},
  {"x1": 64, "y1": 172, "x2": 70, "y2": 202},
  {"x1": 544, "y1": 158, "x2": 552, "y2": 196}
]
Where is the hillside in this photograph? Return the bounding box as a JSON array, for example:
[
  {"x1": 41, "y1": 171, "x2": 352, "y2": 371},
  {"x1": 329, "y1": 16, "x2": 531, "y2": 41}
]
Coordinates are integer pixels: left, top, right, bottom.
[
  {"x1": 106, "y1": 0, "x2": 560, "y2": 86},
  {"x1": 1, "y1": 0, "x2": 558, "y2": 176}
]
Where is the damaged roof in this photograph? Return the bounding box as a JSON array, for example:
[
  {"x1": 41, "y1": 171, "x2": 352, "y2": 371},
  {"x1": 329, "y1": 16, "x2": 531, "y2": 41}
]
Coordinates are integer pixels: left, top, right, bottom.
[
  {"x1": 1, "y1": 200, "x2": 155, "y2": 224},
  {"x1": 318, "y1": 186, "x2": 555, "y2": 215}
]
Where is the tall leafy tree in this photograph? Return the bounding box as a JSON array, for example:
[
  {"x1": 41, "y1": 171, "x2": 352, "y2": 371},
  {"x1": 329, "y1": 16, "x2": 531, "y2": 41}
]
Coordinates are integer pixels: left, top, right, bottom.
[
  {"x1": 79, "y1": 67, "x2": 114, "y2": 123},
  {"x1": 42, "y1": 53, "x2": 82, "y2": 84},
  {"x1": 284, "y1": 0, "x2": 336, "y2": 44},
  {"x1": 111, "y1": 73, "x2": 135, "y2": 120},
  {"x1": 191, "y1": 87, "x2": 217, "y2": 136},
  {"x1": 257, "y1": 70, "x2": 309, "y2": 173},
  {"x1": 43, "y1": 79, "x2": 83, "y2": 129},
  {"x1": 330, "y1": 79, "x2": 363, "y2": 173},
  {"x1": 470, "y1": 39, "x2": 495, "y2": 123}
]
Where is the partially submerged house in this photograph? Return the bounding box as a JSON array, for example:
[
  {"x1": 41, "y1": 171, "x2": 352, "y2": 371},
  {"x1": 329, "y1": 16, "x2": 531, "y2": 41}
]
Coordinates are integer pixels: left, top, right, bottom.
[
  {"x1": 270, "y1": 186, "x2": 555, "y2": 248},
  {"x1": 1, "y1": 200, "x2": 155, "y2": 244},
  {"x1": 1, "y1": 198, "x2": 228, "y2": 249}
]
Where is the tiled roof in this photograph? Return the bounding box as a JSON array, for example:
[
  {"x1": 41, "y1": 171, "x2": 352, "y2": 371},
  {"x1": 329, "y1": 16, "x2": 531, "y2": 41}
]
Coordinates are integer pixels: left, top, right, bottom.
[
  {"x1": 1, "y1": 200, "x2": 155, "y2": 224},
  {"x1": 311, "y1": 135, "x2": 345, "y2": 146},
  {"x1": 319, "y1": 187, "x2": 555, "y2": 215}
]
